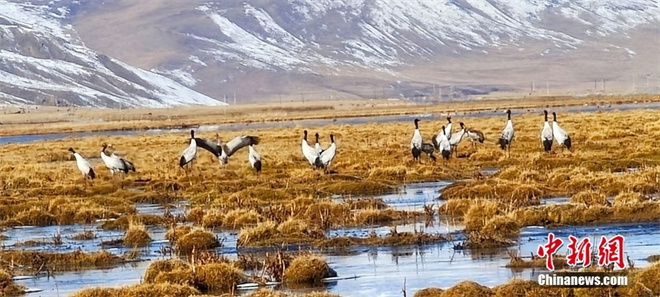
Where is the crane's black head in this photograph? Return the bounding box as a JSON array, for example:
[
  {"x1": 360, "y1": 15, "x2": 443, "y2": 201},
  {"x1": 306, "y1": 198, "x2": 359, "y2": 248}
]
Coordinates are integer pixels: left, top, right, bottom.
[
  {"x1": 447, "y1": 116, "x2": 452, "y2": 123},
  {"x1": 506, "y1": 109, "x2": 512, "y2": 120},
  {"x1": 330, "y1": 134, "x2": 335, "y2": 143},
  {"x1": 315, "y1": 133, "x2": 320, "y2": 143},
  {"x1": 303, "y1": 130, "x2": 308, "y2": 140},
  {"x1": 460, "y1": 122, "x2": 465, "y2": 129},
  {"x1": 552, "y1": 112, "x2": 557, "y2": 121},
  {"x1": 441, "y1": 125, "x2": 446, "y2": 135},
  {"x1": 414, "y1": 118, "x2": 420, "y2": 128},
  {"x1": 190, "y1": 130, "x2": 195, "y2": 138},
  {"x1": 68, "y1": 147, "x2": 75, "y2": 153}
]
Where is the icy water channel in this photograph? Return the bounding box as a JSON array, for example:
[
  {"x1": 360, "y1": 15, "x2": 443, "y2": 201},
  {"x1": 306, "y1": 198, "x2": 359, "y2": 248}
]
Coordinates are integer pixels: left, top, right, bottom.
[{"x1": 3, "y1": 101, "x2": 660, "y2": 145}]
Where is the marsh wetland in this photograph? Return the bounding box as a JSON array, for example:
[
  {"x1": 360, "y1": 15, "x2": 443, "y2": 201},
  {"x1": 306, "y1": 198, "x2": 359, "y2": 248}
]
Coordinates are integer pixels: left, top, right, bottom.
[{"x1": 1, "y1": 96, "x2": 660, "y2": 297}]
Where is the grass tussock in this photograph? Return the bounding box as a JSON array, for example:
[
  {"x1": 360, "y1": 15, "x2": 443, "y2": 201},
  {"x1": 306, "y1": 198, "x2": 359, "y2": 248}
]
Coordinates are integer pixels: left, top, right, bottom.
[
  {"x1": 186, "y1": 207, "x2": 205, "y2": 225},
  {"x1": 570, "y1": 190, "x2": 608, "y2": 206},
  {"x1": 413, "y1": 287, "x2": 444, "y2": 297},
  {"x1": 283, "y1": 255, "x2": 335, "y2": 285},
  {"x1": 0, "y1": 250, "x2": 124, "y2": 271},
  {"x1": 124, "y1": 221, "x2": 151, "y2": 247},
  {"x1": 441, "y1": 281, "x2": 493, "y2": 297},
  {"x1": 221, "y1": 208, "x2": 262, "y2": 229},
  {"x1": 237, "y1": 220, "x2": 324, "y2": 247},
  {"x1": 464, "y1": 200, "x2": 505, "y2": 232},
  {"x1": 480, "y1": 215, "x2": 520, "y2": 238},
  {"x1": 195, "y1": 262, "x2": 245, "y2": 292},
  {"x1": 438, "y1": 199, "x2": 472, "y2": 216},
  {"x1": 0, "y1": 269, "x2": 26, "y2": 295},
  {"x1": 71, "y1": 283, "x2": 199, "y2": 297},
  {"x1": 493, "y1": 279, "x2": 539, "y2": 297},
  {"x1": 165, "y1": 225, "x2": 192, "y2": 245},
  {"x1": 201, "y1": 210, "x2": 225, "y2": 228},
  {"x1": 647, "y1": 255, "x2": 660, "y2": 263},
  {"x1": 144, "y1": 259, "x2": 190, "y2": 283},
  {"x1": 511, "y1": 200, "x2": 660, "y2": 227},
  {"x1": 176, "y1": 228, "x2": 221, "y2": 254}
]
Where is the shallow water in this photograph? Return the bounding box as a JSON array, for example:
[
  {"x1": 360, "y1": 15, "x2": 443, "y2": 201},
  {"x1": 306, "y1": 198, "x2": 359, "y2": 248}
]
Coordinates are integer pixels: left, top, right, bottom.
[
  {"x1": 10, "y1": 181, "x2": 660, "y2": 296},
  {"x1": 3, "y1": 101, "x2": 660, "y2": 144}
]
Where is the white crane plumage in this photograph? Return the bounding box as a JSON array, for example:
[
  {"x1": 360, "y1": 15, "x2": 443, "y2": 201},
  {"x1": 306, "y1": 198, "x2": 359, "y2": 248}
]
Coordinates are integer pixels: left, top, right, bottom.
[
  {"x1": 541, "y1": 110, "x2": 553, "y2": 152},
  {"x1": 101, "y1": 143, "x2": 136, "y2": 174},
  {"x1": 434, "y1": 116, "x2": 453, "y2": 148},
  {"x1": 248, "y1": 144, "x2": 262, "y2": 173},
  {"x1": 314, "y1": 133, "x2": 324, "y2": 155},
  {"x1": 318, "y1": 134, "x2": 337, "y2": 173},
  {"x1": 179, "y1": 130, "x2": 197, "y2": 169},
  {"x1": 411, "y1": 118, "x2": 423, "y2": 161},
  {"x1": 302, "y1": 130, "x2": 322, "y2": 168},
  {"x1": 439, "y1": 126, "x2": 451, "y2": 160},
  {"x1": 444, "y1": 116, "x2": 453, "y2": 140},
  {"x1": 465, "y1": 126, "x2": 485, "y2": 149},
  {"x1": 448, "y1": 122, "x2": 466, "y2": 157},
  {"x1": 194, "y1": 133, "x2": 260, "y2": 165},
  {"x1": 499, "y1": 109, "x2": 514, "y2": 157},
  {"x1": 552, "y1": 112, "x2": 572, "y2": 151},
  {"x1": 69, "y1": 148, "x2": 95, "y2": 180}
]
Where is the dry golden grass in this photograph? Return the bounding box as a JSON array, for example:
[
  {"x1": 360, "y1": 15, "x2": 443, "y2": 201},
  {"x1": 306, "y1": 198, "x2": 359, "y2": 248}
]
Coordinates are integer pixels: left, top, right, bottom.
[
  {"x1": 2, "y1": 106, "x2": 660, "y2": 255},
  {"x1": 283, "y1": 255, "x2": 334, "y2": 285},
  {"x1": 440, "y1": 281, "x2": 493, "y2": 297},
  {"x1": 0, "y1": 250, "x2": 125, "y2": 272},
  {"x1": 415, "y1": 263, "x2": 660, "y2": 297},
  {"x1": 493, "y1": 279, "x2": 539, "y2": 297},
  {"x1": 0, "y1": 269, "x2": 25, "y2": 295},
  {"x1": 2, "y1": 95, "x2": 655, "y2": 136},
  {"x1": 194, "y1": 262, "x2": 245, "y2": 292},
  {"x1": 413, "y1": 287, "x2": 444, "y2": 297},
  {"x1": 123, "y1": 221, "x2": 151, "y2": 247},
  {"x1": 71, "y1": 283, "x2": 199, "y2": 297},
  {"x1": 144, "y1": 259, "x2": 190, "y2": 283},
  {"x1": 174, "y1": 228, "x2": 221, "y2": 254}
]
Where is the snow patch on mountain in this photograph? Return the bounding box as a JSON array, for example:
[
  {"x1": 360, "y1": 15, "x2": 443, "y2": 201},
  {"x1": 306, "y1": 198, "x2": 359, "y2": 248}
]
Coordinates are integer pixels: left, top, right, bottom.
[{"x1": 0, "y1": 1, "x2": 224, "y2": 107}]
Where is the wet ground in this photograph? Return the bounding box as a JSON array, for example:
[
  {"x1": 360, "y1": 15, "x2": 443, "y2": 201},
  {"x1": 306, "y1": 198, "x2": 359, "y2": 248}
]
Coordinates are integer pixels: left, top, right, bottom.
[{"x1": 6, "y1": 180, "x2": 660, "y2": 296}]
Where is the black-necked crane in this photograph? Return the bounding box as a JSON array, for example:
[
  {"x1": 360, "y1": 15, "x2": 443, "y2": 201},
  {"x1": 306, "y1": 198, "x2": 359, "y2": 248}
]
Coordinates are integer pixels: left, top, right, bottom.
[
  {"x1": 194, "y1": 133, "x2": 260, "y2": 165},
  {"x1": 439, "y1": 126, "x2": 451, "y2": 160},
  {"x1": 69, "y1": 147, "x2": 95, "y2": 180},
  {"x1": 499, "y1": 109, "x2": 514, "y2": 157},
  {"x1": 541, "y1": 110, "x2": 553, "y2": 152},
  {"x1": 465, "y1": 125, "x2": 485, "y2": 149},
  {"x1": 101, "y1": 143, "x2": 136, "y2": 175},
  {"x1": 302, "y1": 130, "x2": 321, "y2": 168},
  {"x1": 448, "y1": 122, "x2": 466, "y2": 157},
  {"x1": 314, "y1": 133, "x2": 324, "y2": 155},
  {"x1": 248, "y1": 144, "x2": 262, "y2": 173},
  {"x1": 179, "y1": 130, "x2": 197, "y2": 169},
  {"x1": 444, "y1": 116, "x2": 453, "y2": 140},
  {"x1": 552, "y1": 112, "x2": 572, "y2": 151},
  {"x1": 411, "y1": 118, "x2": 423, "y2": 161},
  {"x1": 318, "y1": 134, "x2": 337, "y2": 173}
]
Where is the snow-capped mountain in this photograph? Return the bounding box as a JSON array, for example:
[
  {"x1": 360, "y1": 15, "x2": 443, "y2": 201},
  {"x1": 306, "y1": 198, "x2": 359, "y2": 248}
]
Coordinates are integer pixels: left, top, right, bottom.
[
  {"x1": 0, "y1": 1, "x2": 224, "y2": 107},
  {"x1": 2, "y1": 0, "x2": 659, "y2": 105}
]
